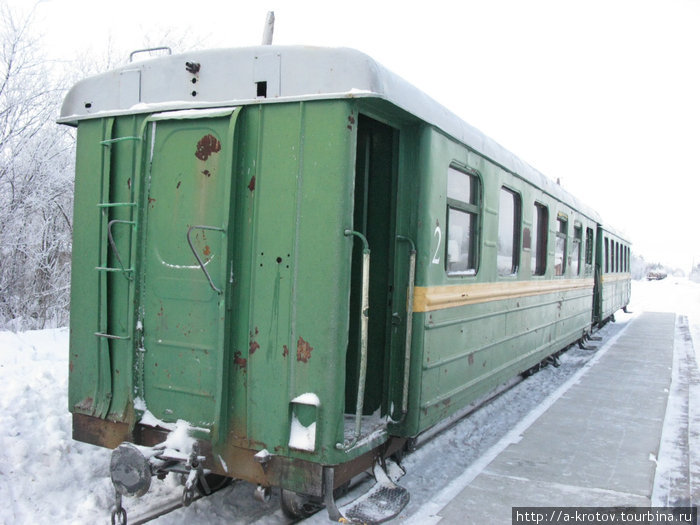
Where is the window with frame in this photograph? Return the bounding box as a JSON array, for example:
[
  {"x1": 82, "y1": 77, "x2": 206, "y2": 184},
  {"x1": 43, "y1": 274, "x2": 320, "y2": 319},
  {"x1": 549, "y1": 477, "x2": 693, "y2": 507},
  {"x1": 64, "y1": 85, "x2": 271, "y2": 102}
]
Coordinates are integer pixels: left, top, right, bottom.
[
  {"x1": 605, "y1": 237, "x2": 609, "y2": 273},
  {"x1": 446, "y1": 166, "x2": 480, "y2": 275},
  {"x1": 554, "y1": 216, "x2": 567, "y2": 276},
  {"x1": 572, "y1": 225, "x2": 582, "y2": 276},
  {"x1": 497, "y1": 187, "x2": 521, "y2": 276},
  {"x1": 531, "y1": 203, "x2": 548, "y2": 276},
  {"x1": 617, "y1": 243, "x2": 621, "y2": 272},
  {"x1": 610, "y1": 241, "x2": 615, "y2": 272},
  {"x1": 585, "y1": 227, "x2": 594, "y2": 274}
]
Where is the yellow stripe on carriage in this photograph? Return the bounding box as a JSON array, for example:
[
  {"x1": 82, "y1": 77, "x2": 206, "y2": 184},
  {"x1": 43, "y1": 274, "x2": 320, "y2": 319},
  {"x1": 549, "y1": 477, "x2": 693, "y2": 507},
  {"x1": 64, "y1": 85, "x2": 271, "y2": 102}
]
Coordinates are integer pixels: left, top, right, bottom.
[{"x1": 413, "y1": 278, "x2": 596, "y2": 313}]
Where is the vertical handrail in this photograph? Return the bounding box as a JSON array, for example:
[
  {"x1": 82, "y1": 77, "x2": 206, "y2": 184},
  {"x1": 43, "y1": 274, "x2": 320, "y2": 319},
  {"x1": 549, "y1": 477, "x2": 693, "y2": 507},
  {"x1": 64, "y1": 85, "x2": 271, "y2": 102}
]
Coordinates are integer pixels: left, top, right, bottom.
[
  {"x1": 186, "y1": 225, "x2": 226, "y2": 294},
  {"x1": 337, "y1": 229, "x2": 370, "y2": 451},
  {"x1": 393, "y1": 236, "x2": 416, "y2": 423}
]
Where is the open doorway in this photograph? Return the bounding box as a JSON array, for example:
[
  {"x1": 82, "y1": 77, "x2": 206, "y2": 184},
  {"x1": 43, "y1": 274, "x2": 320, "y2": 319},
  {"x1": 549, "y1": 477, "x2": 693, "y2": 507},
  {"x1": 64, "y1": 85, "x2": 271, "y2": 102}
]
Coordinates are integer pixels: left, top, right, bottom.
[{"x1": 345, "y1": 115, "x2": 398, "y2": 418}]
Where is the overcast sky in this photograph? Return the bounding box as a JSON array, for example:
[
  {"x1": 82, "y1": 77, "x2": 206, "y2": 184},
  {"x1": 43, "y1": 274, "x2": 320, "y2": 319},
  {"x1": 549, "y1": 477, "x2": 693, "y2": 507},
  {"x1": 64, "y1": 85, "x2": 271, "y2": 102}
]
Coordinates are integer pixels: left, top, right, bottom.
[{"x1": 21, "y1": 0, "x2": 700, "y2": 271}]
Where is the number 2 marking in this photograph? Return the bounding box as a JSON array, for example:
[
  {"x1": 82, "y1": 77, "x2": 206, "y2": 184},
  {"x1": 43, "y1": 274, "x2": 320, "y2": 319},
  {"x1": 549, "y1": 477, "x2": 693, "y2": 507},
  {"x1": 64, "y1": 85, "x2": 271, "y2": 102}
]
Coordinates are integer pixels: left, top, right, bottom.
[{"x1": 432, "y1": 225, "x2": 442, "y2": 264}]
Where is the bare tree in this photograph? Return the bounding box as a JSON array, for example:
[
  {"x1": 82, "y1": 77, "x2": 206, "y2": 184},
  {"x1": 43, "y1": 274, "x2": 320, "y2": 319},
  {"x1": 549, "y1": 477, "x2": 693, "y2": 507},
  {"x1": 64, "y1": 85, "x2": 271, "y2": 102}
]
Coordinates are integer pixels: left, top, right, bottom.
[
  {"x1": 0, "y1": 1, "x2": 74, "y2": 330},
  {"x1": 0, "y1": 2, "x2": 209, "y2": 330}
]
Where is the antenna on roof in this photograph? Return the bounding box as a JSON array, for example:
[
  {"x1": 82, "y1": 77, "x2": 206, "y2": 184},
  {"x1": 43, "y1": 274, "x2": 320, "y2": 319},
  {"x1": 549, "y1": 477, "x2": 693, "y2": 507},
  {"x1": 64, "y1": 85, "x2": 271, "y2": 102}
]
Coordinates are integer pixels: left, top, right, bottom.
[{"x1": 262, "y1": 11, "x2": 275, "y2": 45}]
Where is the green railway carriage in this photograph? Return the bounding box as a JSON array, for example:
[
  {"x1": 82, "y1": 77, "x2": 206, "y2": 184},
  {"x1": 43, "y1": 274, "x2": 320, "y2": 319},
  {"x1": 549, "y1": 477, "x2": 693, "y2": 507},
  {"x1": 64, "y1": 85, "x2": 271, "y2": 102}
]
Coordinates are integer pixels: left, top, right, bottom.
[
  {"x1": 59, "y1": 46, "x2": 630, "y2": 522},
  {"x1": 595, "y1": 225, "x2": 632, "y2": 323}
]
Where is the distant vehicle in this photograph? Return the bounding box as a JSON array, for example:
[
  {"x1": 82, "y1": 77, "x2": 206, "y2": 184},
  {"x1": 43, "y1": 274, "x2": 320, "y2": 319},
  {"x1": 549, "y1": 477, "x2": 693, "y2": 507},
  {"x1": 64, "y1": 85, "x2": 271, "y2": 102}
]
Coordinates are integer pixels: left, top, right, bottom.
[
  {"x1": 59, "y1": 45, "x2": 631, "y2": 524},
  {"x1": 647, "y1": 270, "x2": 668, "y2": 280},
  {"x1": 689, "y1": 266, "x2": 700, "y2": 283}
]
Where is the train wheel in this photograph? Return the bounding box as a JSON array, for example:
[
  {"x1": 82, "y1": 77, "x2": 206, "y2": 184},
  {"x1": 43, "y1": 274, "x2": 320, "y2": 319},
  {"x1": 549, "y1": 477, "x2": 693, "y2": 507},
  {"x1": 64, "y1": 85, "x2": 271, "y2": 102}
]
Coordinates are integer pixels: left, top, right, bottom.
[{"x1": 280, "y1": 489, "x2": 322, "y2": 519}]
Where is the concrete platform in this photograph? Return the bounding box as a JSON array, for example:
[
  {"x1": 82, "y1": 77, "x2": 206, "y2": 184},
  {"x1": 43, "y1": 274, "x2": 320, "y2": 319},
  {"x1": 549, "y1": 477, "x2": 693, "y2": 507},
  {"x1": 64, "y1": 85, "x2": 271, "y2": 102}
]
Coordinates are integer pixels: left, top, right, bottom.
[{"x1": 420, "y1": 312, "x2": 692, "y2": 524}]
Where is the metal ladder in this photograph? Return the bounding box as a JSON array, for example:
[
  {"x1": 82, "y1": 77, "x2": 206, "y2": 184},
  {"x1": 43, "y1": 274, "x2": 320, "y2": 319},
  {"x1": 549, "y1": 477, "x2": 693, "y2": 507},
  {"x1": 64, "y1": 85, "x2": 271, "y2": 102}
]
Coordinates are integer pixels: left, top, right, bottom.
[{"x1": 92, "y1": 117, "x2": 141, "y2": 418}]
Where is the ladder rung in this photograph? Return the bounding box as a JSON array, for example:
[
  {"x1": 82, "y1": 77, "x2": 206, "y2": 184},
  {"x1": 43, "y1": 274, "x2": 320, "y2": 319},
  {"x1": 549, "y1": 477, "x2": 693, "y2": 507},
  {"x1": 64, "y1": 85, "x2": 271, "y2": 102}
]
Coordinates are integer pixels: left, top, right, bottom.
[
  {"x1": 95, "y1": 332, "x2": 131, "y2": 340},
  {"x1": 100, "y1": 136, "x2": 142, "y2": 146},
  {"x1": 97, "y1": 202, "x2": 137, "y2": 208},
  {"x1": 96, "y1": 267, "x2": 134, "y2": 273}
]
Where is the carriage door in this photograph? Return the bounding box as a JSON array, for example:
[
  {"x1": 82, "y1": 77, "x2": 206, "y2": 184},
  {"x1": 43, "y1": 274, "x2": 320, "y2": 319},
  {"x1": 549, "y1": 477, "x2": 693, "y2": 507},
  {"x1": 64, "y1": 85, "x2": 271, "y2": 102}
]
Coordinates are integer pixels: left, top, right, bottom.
[
  {"x1": 138, "y1": 109, "x2": 238, "y2": 430},
  {"x1": 345, "y1": 115, "x2": 401, "y2": 417}
]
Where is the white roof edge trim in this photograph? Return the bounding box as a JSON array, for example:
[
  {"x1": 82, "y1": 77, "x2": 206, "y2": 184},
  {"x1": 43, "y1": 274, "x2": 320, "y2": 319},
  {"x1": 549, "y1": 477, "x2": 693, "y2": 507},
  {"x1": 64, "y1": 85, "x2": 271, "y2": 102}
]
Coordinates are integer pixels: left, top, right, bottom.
[
  {"x1": 148, "y1": 106, "x2": 238, "y2": 120},
  {"x1": 56, "y1": 91, "x2": 378, "y2": 125}
]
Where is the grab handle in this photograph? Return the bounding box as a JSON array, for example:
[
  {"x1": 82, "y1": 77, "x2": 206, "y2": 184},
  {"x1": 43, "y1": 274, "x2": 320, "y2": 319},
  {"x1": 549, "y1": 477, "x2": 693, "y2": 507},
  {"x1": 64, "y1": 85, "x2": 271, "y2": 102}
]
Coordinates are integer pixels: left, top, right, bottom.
[
  {"x1": 337, "y1": 229, "x2": 370, "y2": 451},
  {"x1": 107, "y1": 220, "x2": 136, "y2": 276},
  {"x1": 394, "y1": 236, "x2": 416, "y2": 422},
  {"x1": 129, "y1": 47, "x2": 172, "y2": 62},
  {"x1": 186, "y1": 225, "x2": 225, "y2": 294}
]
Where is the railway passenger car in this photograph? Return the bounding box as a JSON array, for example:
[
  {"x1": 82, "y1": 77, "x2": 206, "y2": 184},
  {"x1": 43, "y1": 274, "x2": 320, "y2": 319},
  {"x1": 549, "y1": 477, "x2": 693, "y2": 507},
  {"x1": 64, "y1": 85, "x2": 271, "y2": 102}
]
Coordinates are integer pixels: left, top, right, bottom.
[
  {"x1": 595, "y1": 225, "x2": 632, "y2": 323},
  {"x1": 59, "y1": 46, "x2": 630, "y2": 523}
]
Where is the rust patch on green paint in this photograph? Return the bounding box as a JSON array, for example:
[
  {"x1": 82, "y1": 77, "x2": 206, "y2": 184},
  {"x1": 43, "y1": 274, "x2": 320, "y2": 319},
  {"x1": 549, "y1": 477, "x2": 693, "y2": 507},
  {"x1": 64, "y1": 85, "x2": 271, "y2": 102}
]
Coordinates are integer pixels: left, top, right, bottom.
[
  {"x1": 234, "y1": 351, "x2": 247, "y2": 369},
  {"x1": 249, "y1": 327, "x2": 259, "y2": 354},
  {"x1": 282, "y1": 345, "x2": 289, "y2": 357},
  {"x1": 296, "y1": 337, "x2": 313, "y2": 363},
  {"x1": 195, "y1": 134, "x2": 221, "y2": 161},
  {"x1": 248, "y1": 176, "x2": 256, "y2": 192}
]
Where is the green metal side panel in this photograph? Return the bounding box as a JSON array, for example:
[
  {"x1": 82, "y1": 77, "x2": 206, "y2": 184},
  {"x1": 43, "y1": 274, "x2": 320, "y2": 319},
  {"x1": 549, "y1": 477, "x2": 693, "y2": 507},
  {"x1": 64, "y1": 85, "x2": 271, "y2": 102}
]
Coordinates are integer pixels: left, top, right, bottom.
[
  {"x1": 408, "y1": 127, "x2": 597, "y2": 433},
  {"x1": 69, "y1": 116, "x2": 143, "y2": 421},
  {"x1": 226, "y1": 101, "x2": 355, "y2": 463},
  {"x1": 69, "y1": 119, "x2": 104, "y2": 414}
]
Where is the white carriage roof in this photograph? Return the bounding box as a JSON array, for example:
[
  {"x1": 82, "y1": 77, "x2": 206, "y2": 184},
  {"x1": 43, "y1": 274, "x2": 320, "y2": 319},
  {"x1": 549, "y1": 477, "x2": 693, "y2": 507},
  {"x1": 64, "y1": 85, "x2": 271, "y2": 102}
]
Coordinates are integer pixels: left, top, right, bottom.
[{"x1": 58, "y1": 45, "x2": 606, "y2": 225}]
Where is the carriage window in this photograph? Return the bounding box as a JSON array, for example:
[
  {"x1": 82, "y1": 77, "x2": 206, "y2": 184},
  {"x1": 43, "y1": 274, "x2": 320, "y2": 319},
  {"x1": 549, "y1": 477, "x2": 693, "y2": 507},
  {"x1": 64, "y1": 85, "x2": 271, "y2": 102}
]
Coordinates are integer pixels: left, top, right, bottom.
[
  {"x1": 572, "y1": 226, "x2": 582, "y2": 276},
  {"x1": 585, "y1": 227, "x2": 594, "y2": 273},
  {"x1": 621, "y1": 244, "x2": 625, "y2": 272},
  {"x1": 604, "y1": 237, "x2": 609, "y2": 273},
  {"x1": 617, "y1": 243, "x2": 621, "y2": 272},
  {"x1": 554, "y1": 216, "x2": 567, "y2": 276},
  {"x1": 498, "y1": 188, "x2": 521, "y2": 276},
  {"x1": 531, "y1": 203, "x2": 548, "y2": 276},
  {"x1": 620, "y1": 244, "x2": 626, "y2": 272},
  {"x1": 447, "y1": 167, "x2": 480, "y2": 275}
]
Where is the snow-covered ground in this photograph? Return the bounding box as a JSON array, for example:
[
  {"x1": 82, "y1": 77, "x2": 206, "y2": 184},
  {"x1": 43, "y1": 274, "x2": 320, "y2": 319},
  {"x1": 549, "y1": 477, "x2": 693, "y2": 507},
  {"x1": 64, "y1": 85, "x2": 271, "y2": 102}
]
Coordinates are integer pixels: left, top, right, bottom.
[{"x1": 1, "y1": 277, "x2": 698, "y2": 525}]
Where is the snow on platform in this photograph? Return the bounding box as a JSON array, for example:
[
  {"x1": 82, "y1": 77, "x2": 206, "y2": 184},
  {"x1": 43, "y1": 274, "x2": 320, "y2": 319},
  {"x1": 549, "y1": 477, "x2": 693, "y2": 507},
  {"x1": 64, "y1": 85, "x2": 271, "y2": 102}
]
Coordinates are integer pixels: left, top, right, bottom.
[{"x1": 409, "y1": 311, "x2": 696, "y2": 525}]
